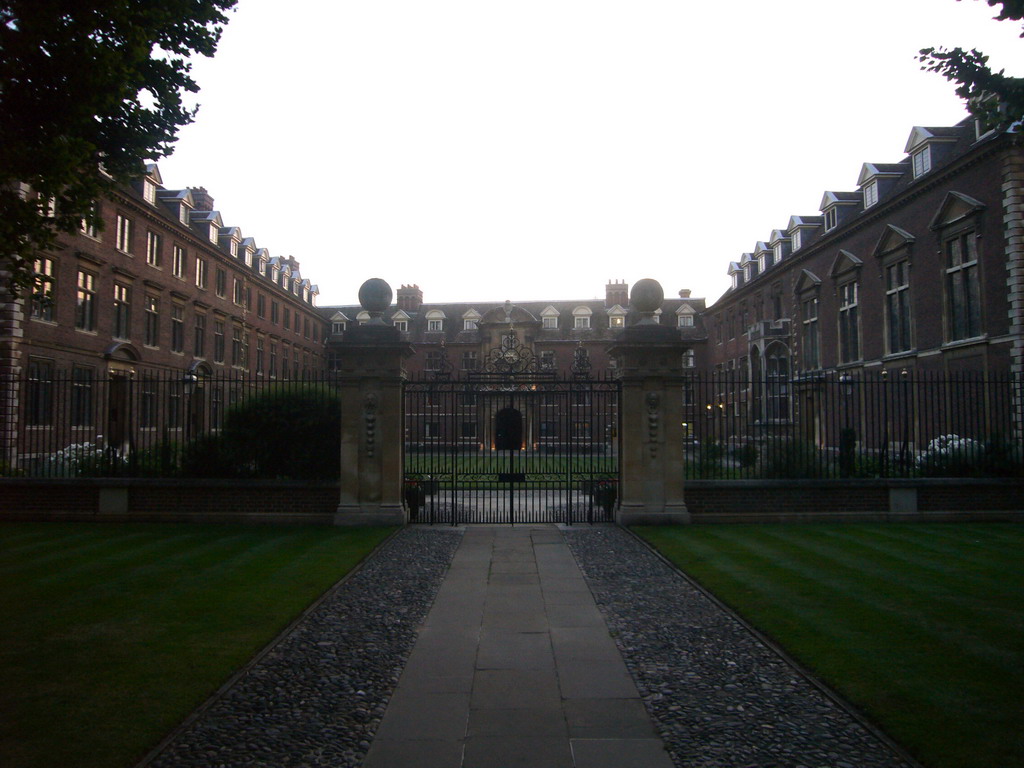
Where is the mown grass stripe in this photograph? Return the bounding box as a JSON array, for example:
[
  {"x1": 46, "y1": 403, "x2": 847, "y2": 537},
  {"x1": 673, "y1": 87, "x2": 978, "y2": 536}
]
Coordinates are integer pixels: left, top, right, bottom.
[{"x1": 634, "y1": 523, "x2": 1024, "y2": 768}]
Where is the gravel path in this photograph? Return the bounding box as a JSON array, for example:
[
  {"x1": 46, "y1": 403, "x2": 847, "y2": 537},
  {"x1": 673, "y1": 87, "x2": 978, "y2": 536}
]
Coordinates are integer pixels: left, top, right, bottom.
[
  {"x1": 143, "y1": 527, "x2": 463, "y2": 768},
  {"x1": 563, "y1": 525, "x2": 917, "y2": 768}
]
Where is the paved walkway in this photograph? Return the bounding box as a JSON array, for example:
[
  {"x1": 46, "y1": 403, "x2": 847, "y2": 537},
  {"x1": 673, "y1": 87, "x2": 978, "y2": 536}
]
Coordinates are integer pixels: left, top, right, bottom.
[{"x1": 362, "y1": 525, "x2": 674, "y2": 768}]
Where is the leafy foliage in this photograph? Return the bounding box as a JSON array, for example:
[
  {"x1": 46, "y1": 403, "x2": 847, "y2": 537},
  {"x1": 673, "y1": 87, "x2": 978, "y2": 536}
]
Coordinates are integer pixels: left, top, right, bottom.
[
  {"x1": 0, "y1": 0, "x2": 236, "y2": 295},
  {"x1": 919, "y1": 0, "x2": 1024, "y2": 130},
  {"x1": 182, "y1": 384, "x2": 342, "y2": 481}
]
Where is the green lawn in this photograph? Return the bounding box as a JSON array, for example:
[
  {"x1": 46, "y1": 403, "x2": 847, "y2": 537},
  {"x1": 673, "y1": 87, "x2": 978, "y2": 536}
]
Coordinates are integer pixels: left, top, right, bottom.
[
  {"x1": 633, "y1": 523, "x2": 1024, "y2": 768},
  {"x1": 0, "y1": 522, "x2": 394, "y2": 768}
]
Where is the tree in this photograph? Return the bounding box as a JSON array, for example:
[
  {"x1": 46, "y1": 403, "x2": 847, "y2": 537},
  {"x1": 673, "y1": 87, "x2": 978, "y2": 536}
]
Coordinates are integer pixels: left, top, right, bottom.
[
  {"x1": 919, "y1": 0, "x2": 1024, "y2": 130},
  {"x1": 0, "y1": 0, "x2": 236, "y2": 296}
]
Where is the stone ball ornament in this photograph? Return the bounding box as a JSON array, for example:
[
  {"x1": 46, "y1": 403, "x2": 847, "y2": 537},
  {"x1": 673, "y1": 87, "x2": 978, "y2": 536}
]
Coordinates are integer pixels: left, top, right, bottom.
[
  {"x1": 358, "y1": 278, "x2": 393, "y2": 324},
  {"x1": 631, "y1": 278, "x2": 664, "y2": 321}
]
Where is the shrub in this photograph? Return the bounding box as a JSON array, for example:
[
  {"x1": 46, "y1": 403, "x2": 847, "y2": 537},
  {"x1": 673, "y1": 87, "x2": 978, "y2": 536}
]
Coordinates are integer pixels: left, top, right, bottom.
[
  {"x1": 916, "y1": 434, "x2": 983, "y2": 477},
  {"x1": 761, "y1": 439, "x2": 826, "y2": 479},
  {"x1": 182, "y1": 384, "x2": 341, "y2": 481}
]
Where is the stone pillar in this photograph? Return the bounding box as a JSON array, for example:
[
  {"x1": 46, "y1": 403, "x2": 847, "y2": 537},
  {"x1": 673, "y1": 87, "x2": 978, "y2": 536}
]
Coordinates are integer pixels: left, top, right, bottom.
[
  {"x1": 608, "y1": 279, "x2": 691, "y2": 525},
  {"x1": 333, "y1": 279, "x2": 414, "y2": 526}
]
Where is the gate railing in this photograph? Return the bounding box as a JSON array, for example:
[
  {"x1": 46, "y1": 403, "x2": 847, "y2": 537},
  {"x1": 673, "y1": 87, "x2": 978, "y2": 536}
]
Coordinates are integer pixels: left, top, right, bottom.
[
  {"x1": 403, "y1": 373, "x2": 621, "y2": 524},
  {"x1": 682, "y1": 371, "x2": 1024, "y2": 479}
]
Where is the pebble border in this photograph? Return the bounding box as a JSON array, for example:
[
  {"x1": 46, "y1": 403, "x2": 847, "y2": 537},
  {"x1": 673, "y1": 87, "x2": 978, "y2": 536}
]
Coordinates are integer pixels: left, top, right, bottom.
[
  {"x1": 141, "y1": 527, "x2": 463, "y2": 768},
  {"x1": 563, "y1": 525, "x2": 918, "y2": 768}
]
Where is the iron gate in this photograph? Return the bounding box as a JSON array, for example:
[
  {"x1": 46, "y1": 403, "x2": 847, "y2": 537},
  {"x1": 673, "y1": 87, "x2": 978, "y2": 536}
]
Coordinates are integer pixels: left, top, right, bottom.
[{"x1": 403, "y1": 334, "x2": 620, "y2": 524}]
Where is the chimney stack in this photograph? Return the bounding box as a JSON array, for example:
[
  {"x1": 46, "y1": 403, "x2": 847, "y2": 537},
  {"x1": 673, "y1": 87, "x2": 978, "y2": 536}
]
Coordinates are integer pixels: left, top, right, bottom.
[
  {"x1": 188, "y1": 186, "x2": 214, "y2": 211},
  {"x1": 679, "y1": 289, "x2": 692, "y2": 299},
  {"x1": 397, "y1": 284, "x2": 423, "y2": 312},
  {"x1": 605, "y1": 279, "x2": 628, "y2": 308}
]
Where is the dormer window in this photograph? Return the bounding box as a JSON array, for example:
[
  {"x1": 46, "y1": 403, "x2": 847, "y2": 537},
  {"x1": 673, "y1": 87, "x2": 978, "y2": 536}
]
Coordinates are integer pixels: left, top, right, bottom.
[
  {"x1": 773, "y1": 242, "x2": 784, "y2": 261},
  {"x1": 425, "y1": 309, "x2": 446, "y2": 332},
  {"x1": 462, "y1": 309, "x2": 481, "y2": 331},
  {"x1": 208, "y1": 226, "x2": 218, "y2": 245},
  {"x1": 791, "y1": 230, "x2": 802, "y2": 251},
  {"x1": 229, "y1": 240, "x2": 238, "y2": 257},
  {"x1": 863, "y1": 181, "x2": 878, "y2": 208},
  {"x1": 395, "y1": 319, "x2": 408, "y2": 332},
  {"x1": 573, "y1": 306, "x2": 592, "y2": 329},
  {"x1": 332, "y1": 321, "x2": 346, "y2": 334},
  {"x1": 143, "y1": 179, "x2": 157, "y2": 205},
  {"x1": 824, "y1": 207, "x2": 837, "y2": 232},
  {"x1": 912, "y1": 146, "x2": 931, "y2": 178},
  {"x1": 543, "y1": 316, "x2": 557, "y2": 329}
]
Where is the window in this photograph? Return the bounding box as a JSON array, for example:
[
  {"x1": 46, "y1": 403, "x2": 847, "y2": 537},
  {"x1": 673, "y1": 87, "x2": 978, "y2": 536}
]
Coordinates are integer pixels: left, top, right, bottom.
[
  {"x1": 682, "y1": 349, "x2": 695, "y2": 368},
  {"x1": 283, "y1": 307, "x2": 290, "y2": 330},
  {"x1": 945, "y1": 230, "x2": 981, "y2": 340},
  {"x1": 572, "y1": 421, "x2": 592, "y2": 439},
  {"x1": 304, "y1": 318, "x2": 310, "y2": 339},
  {"x1": 80, "y1": 205, "x2": 98, "y2": 238},
  {"x1": 543, "y1": 316, "x2": 558, "y2": 329},
  {"x1": 75, "y1": 270, "x2": 96, "y2": 331},
  {"x1": 678, "y1": 313, "x2": 694, "y2": 327},
  {"x1": 462, "y1": 351, "x2": 478, "y2": 371},
  {"x1": 838, "y1": 281, "x2": 860, "y2": 363},
  {"x1": 71, "y1": 366, "x2": 94, "y2": 427},
  {"x1": 885, "y1": 261, "x2": 912, "y2": 353},
  {"x1": 394, "y1": 319, "x2": 408, "y2": 332},
  {"x1": 257, "y1": 294, "x2": 266, "y2": 318},
  {"x1": 144, "y1": 296, "x2": 159, "y2": 346},
  {"x1": 215, "y1": 268, "x2": 226, "y2": 298},
  {"x1": 146, "y1": 231, "x2": 162, "y2": 267},
  {"x1": 540, "y1": 350, "x2": 555, "y2": 370},
  {"x1": 912, "y1": 146, "x2": 931, "y2": 178},
  {"x1": 140, "y1": 378, "x2": 157, "y2": 429},
  {"x1": 332, "y1": 320, "x2": 346, "y2": 334},
  {"x1": 143, "y1": 178, "x2": 157, "y2": 205},
  {"x1": 194, "y1": 312, "x2": 206, "y2": 356},
  {"x1": 116, "y1": 214, "x2": 132, "y2": 253},
  {"x1": 791, "y1": 230, "x2": 802, "y2": 251},
  {"x1": 233, "y1": 277, "x2": 244, "y2": 305},
  {"x1": 863, "y1": 181, "x2": 878, "y2": 208},
  {"x1": 464, "y1": 318, "x2": 477, "y2": 331},
  {"x1": 231, "y1": 327, "x2": 243, "y2": 366},
  {"x1": 271, "y1": 301, "x2": 279, "y2": 324},
  {"x1": 195, "y1": 258, "x2": 207, "y2": 289},
  {"x1": 213, "y1": 320, "x2": 225, "y2": 363},
  {"x1": 573, "y1": 308, "x2": 591, "y2": 329},
  {"x1": 801, "y1": 297, "x2": 819, "y2": 369},
  {"x1": 427, "y1": 318, "x2": 443, "y2": 331},
  {"x1": 424, "y1": 422, "x2": 440, "y2": 439},
  {"x1": 229, "y1": 240, "x2": 238, "y2": 257},
  {"x1": 113, "y1": 283, "x2": 131, "y2": 339},
  {"x1": 540, "y1": 421, "x2": 558, "y2": 438},
  {"x1": 461, "y1": 422, "x2": 477, "y2": 439},
  {"x1": 171, "y1": 304, "x2": 184, "y2": 352},
  {"x1": 26, "y1": 358, "x2": 54, "y2": 426},
  {"x1": 172, "y1": 245, "x2": 186, "y2": 278},
  {"x1": 270, "y1": 342, "x2": 278, "y2": 377},
  {"x1": 425, "y1": 350, "x2": 442, "y2": 371},
  {"x1": 31, "y1": 257, "x2": 54, "y2": 321},
  {"x1": 256, "y1": 337, "x2": 265, "y2": 373},
  {"x1": 609, "y1": 315, "x2": 625, "y2": 328},
  {"x1": 824, "y1": 207, "x2": 837, "y2": 232}
]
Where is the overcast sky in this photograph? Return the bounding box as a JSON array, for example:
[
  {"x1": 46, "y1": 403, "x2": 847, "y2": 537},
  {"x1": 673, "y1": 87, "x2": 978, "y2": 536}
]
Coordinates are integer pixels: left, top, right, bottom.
[{"x1": 158, "y1": 0, "x2": 1022, "y2": 308}]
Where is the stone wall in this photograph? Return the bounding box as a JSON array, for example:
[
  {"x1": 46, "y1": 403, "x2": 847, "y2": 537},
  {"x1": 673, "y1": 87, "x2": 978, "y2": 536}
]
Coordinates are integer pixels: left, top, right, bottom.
[{"x1": 2, "y1": 477, "x2": 1022, "y2": 525}]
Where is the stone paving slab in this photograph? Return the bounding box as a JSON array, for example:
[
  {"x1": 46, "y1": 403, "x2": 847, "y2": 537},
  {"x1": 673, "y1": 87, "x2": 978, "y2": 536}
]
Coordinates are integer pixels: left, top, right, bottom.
[{"x1": 362, "y1": 525, "x2": 671, "y2": 768}]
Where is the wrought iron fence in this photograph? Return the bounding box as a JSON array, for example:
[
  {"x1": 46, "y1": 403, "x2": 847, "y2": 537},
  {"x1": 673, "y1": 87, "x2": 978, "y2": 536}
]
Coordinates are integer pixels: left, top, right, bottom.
[
  {"x1": 0, "y1": 372, "x2": 342, "y2": 480},
  {"x1": 682, "y1": 371, "x2": 1024, "y2": 479},
  {"x1": 2, "y1": 370, "x2": 1022, "y2": 480}
]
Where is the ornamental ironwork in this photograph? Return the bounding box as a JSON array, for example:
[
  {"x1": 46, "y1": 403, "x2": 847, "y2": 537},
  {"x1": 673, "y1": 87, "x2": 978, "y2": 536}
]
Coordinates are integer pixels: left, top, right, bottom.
[{"x1": 474, "y1": 329, "x2": 550, "y2": 378}]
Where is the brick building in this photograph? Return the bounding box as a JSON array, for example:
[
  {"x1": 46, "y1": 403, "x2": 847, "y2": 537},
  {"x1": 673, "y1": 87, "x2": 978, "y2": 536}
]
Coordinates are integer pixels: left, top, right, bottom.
[
  {"x1": 5, "y1": 163, "x2": 328, "y2": 383},
  {"x1": 321, "y1": 280, "x2": 708, "y2": 379}
]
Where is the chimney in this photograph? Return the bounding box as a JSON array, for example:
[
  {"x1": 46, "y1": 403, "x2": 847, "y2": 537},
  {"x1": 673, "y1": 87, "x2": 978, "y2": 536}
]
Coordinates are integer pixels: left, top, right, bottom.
[
  {"x1": 397, "y1": 284, "x2": 423, "y2": 312},
  {"x1": 679, "y1": 289, "x2": 692, "y2": 299},
  {"x1": 188, "y1": 186, "x2": 214, "y2": 211},
  {"x1": 605, "y1": 279, "x2": 628, "y2": 308}
]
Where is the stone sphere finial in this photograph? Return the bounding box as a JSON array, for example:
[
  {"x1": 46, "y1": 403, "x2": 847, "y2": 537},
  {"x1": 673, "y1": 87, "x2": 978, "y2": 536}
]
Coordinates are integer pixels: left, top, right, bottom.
[
  {"x1": 630, "y1": 278, "x2": 664, "y2": 324},
  {"x1": 358, "y1": 278, "x2": 393, "y2": 325}
]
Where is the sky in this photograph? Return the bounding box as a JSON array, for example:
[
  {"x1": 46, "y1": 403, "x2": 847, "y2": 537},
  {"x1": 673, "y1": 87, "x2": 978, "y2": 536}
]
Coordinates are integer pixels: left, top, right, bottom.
[{"x1": 157, "y1": 0, "x2": 1023, "y2": 308}]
